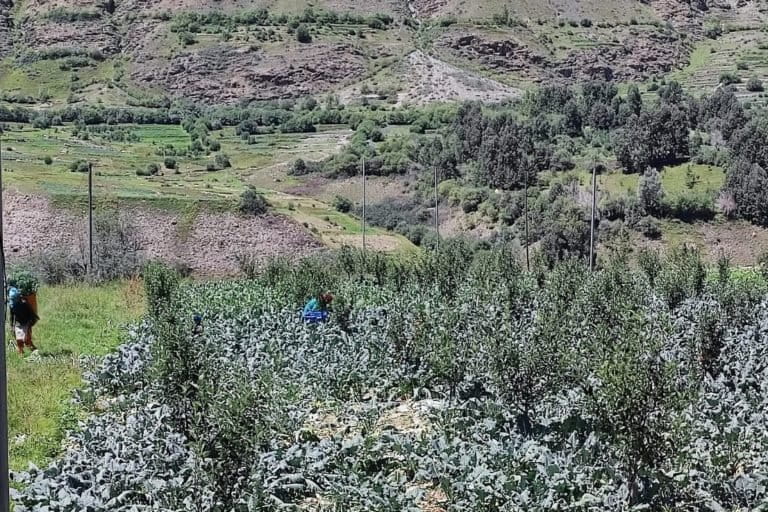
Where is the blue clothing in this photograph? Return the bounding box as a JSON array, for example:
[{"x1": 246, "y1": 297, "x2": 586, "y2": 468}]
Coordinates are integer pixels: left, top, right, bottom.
[
  {"x1": 303, "y1": 298, "x2": 321, "y2": 315},
  {"x1": 303, "y1": 298, "x2": 329, "y2": 323},
  {"x1": 8, "y1": 287, "x2": 20, "y2": 306}
]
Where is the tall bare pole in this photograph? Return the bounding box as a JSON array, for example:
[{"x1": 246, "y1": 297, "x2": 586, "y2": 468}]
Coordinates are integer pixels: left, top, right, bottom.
[
  {"x1": 434, "y1": 166, "x2": 439, "y2": 251},
  {"x1": 88, "y1": 162, "x2": 94, "y2": 273},
  {"x1": 0, "y1": 132, "x2": 10, "y2": 512},
  {"x1": 589, "y1": 163, "x2": 598, "y2": 271},
  {"x1": 524, "y1": 167, "x2": 530, "y2": 272},
  {"x1": 361, "y1": 157, "x2": 366, "y2": 253}
]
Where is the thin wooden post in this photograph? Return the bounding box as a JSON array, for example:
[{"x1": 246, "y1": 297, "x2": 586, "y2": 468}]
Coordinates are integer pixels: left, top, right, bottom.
[
  {"x1": 434, "y1": 166, "x2": 439, "y2": 251},
  {"x1": 524, "y1": 167, "x2": 530, "y2": 272},
  {"x1": 0, "y1": 132, "x2": 10, "y2": 512},
  {"x1": 88, "y1": 163, "x2": 93, "y2": 273},
  {"x1": 361, "y1": 157, "x2": 366, "y2": 253},
  {"x1": 589, "y1": 163, "x2": 598, "y2": 271}
]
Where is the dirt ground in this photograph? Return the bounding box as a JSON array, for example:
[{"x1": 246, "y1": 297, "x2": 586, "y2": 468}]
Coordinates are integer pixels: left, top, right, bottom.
[
  {"x1": 397, "y1": 51, "x2": 522, "y2": 106},
  {"x1": 632, "y1": 219, "x2": 768, "y2": 267},
  {"x1": 4, "y1": 191, "x2": 322, "y2": 276}
]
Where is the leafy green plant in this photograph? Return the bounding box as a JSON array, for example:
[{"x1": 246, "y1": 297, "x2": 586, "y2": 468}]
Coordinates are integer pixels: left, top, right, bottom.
[{"x1": 7, "y1": 267, "x2": 40, "y2": 295}]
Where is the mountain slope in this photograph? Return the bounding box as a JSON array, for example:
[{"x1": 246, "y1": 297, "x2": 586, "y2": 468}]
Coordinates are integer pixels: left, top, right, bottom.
[{"x1": 1, "y1": 0, "x2": 768, "y2": 107}]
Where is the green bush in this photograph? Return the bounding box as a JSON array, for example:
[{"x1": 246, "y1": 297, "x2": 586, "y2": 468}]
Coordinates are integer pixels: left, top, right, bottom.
[
  {"x1": 143, "y1": 261, "x2": 180, "y2": 320},
  {"x1": 44, "y1": 156, "x2": 53, "y2": 165},
  {"x1": 146, "y1": 163, "x2": 160, "y2": 175},
  {"x1": 239, "y1": 186, "x2": 269, "y2": 216},
  {"x1": 333, "y1": 195, "x2": 353, "y2": 213},
  {"x1": 719, "y1": 72, "x2": 740, "y2": 85},
  {"x1": 214, "y1": 153, "x2": 231, "y2": 169},
  {"x1": 69, "y1": 160, "x2": 90, "y2": 173},
  {"x1": 747, "y1": 76, "x2": 764, "y2": 92},
  {"x1": 635, "y1": 216, "x2": 661, "y2": 239},
  {"x1": 164, "y1": 157, "x2": 177, "y2": 169},
  {"x1": 296, "y1": 24, "x2": 312, "y2": 43},
  {"x1": 7, "y1": 266, "x2": 40, "y2": 295}
]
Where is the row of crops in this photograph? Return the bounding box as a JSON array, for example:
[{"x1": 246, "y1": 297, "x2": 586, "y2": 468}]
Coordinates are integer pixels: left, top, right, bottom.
[{"x1": 12, "y1": 243, "x2": 768, "y2": 511}]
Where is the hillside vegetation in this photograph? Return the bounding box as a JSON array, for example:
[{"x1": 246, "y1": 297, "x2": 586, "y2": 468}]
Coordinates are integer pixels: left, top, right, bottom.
[{"x1": 1, "y1": 0, "x2": 767, "y2": 106}]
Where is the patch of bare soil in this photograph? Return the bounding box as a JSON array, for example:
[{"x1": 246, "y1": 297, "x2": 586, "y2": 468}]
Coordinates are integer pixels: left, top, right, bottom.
[
  {"x1": 4, "y1": 191, "x2": 321, "y2": 276},
  {"x1": 286, "y1": 174, "x2": 409, "y2": 204},
  {"x1": 631, "y1": 220, "x2": 768, "y2": 266},
  {"x1": 330, "y1": 234, "x2": 403, "y2": 251},
  {"x1": 397, "y1": 51, "x2": 522, "y2": 105},
  {"x1": 131, "y1": 43, "x2": 367, "y2": 104},
  {"x1": 696, "y1": 220, "x2": 768, "y2": 266}
]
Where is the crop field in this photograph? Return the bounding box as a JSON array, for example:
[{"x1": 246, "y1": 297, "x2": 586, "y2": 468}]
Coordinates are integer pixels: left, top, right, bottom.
[{"x1": 11, "y1": 246, "x2": 768, "y2": 510}]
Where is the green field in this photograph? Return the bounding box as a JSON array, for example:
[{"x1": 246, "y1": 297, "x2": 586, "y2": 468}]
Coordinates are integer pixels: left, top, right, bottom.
[
  {"x1": 0, "y1": 123, "x2": 415, "y2": 252},
  {"x1": 576, "y1": 163, "x2": 725, "y2": 200},
  {"x1": 8, "y1": 281, "x2": 144, "y2": 470}
]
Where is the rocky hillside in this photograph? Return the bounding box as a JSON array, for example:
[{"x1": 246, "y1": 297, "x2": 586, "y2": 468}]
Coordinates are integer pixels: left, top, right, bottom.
[{"x1": 1, "y1": 0, "x2": 767, "y2": 106}]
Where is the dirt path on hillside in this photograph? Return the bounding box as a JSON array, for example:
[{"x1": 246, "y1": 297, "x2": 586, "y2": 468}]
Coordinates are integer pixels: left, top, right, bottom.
[{"x1": 4, "y1": 191, "x2": 322, "y2": 276}]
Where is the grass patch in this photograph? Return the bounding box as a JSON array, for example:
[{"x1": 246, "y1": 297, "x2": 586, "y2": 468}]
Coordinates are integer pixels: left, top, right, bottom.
[
  {"x1": 576, "y1": 164, "x2": 725, "y2": 199},
  {"x1": 8, "y1": 280, "x2": 145, "y2": 470}
]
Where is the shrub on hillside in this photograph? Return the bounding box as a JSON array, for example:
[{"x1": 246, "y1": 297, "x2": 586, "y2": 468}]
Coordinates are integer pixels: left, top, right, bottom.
[
  {"x1": 719, "y1": 72, "x2": 740, "y2": 85},
  {"x1": 637, "y1": 168, "x2": 664, "y2": 216},
  {"x1": 635, "y1": 215, "x2": 662, "y2": 239},
  {"x1": 296, "y1": 24, "x2": 312, "y2": 43},
  {"x1": 215, "y1": 154, "x2": 231, "y2": 169},
  {"x1": 28, "y1": 249, "x2": 86, "y2": 285},
  {"x1": 333, "y1": 195, "x2": 353, "y2": 213},
  {"x1": 44, "y1": 156, "x2": 53, "y2": 165},
  {"x1": 746, "y1": 76, "x2": 764, "y2": 92},
  {"x1": 69, "y1": 160, "x2": 90, "y2": 173},
  {"x1": 239, "y1": 186, "x2": 269, "y2": 216},
  {"x1": 164, "y1": 157, "x2": 177, "y2": 169}
]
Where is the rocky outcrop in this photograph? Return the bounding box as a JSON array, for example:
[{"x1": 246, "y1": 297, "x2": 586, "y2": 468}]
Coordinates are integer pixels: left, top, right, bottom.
[
  {"x1": 448, "y1": 35, "x2": 549, "y2": 81},
  {"x1": 132, "y1": 43, "x2": 367, "y2": 104},
  {"x1": 557, "y1": 31, "x2": 688, "y2": 82},
  {"x1": 0, "y1": 0, "x2": 13, "y2": 58},
  {"x1": 18, "y1": 18, "x2": 121, "y2": 57},
  {"x1": 443, "y1": 29, "x2": 688, "y2": 84}
]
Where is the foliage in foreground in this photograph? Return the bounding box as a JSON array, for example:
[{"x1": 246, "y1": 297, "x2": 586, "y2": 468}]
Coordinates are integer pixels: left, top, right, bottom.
[{"x1": 12, "y1": 244, "x2": 768, "y2": 511}]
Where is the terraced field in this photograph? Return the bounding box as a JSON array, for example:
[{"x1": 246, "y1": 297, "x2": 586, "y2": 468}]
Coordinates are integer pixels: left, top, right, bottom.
[{"x1": 0, "y1": 123, "x2": 414, "y2": 253}]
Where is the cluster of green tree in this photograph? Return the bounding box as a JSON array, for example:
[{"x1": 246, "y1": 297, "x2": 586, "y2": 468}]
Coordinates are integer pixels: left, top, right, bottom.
[
  {"x1": 169, "y1": 7, "x2": 394, "y2": 41},
  {"x1": 181, "y1": 117, "x2": 222, "y2": 155},
  {"x1": 43, "y1": 7, "x2": 103, "y2": 22},
  {"x1": 72, "y1": 121, "x2": 140, "y2": 143},
  {"x1": 10, "y1": 105, "x2": 181, "y2": 128},
  {"x1": 18, "y1": 47, "x2": 106, "y2": 64}
]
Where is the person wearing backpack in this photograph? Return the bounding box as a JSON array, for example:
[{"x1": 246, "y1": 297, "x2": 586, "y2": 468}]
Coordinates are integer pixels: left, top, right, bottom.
[{"x1": 8, "y1": 286, "x2": 39, "y2": 355}]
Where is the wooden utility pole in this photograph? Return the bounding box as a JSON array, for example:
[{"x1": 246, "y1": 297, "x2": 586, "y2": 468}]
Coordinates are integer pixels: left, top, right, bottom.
[
  {"x1": 434, "y1": 166, "x2": 439, "y2": 251},
  {"x1": 524, "y1": 167, "x2": 530, "y2": 272},
  {"x1": 0, "y1": 132, "x2": 10, "y2": 512},
  {"x1": 361, "y1": 157, "x2": 366, "y2": 252},
  {"x1": 88, "y1": 163, "x2": 94, "y2": 273},
  {"x1": 589, "y1": 163, "x2": 598, "y2": 271}
]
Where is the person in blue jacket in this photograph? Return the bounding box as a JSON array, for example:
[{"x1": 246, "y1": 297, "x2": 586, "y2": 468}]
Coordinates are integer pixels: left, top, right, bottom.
[{"x1": 303, "y1": 292, "x2": 333, "y2": 323}]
